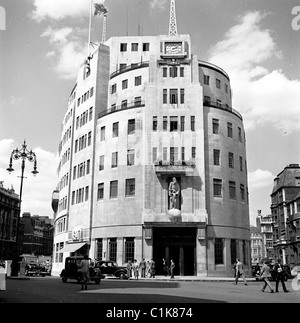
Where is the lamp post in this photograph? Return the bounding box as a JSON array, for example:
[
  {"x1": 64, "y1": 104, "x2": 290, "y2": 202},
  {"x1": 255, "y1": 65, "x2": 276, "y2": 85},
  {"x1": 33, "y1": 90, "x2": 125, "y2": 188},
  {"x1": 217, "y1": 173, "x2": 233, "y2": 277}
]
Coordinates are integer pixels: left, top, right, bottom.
[{"x1": 7, "y1": 140, "x2": 38, "y2": 276}]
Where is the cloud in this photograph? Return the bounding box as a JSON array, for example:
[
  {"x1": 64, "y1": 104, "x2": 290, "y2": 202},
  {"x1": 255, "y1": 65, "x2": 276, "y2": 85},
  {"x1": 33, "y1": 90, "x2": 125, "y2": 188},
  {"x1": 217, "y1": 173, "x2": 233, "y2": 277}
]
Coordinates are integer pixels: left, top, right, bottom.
[
  {"x1": 0, "y1": 139, "x2": 59, "y2": 218},
  {"x1": 41, "y1": 26, "x2": 87, "y2": 79},
  {"x1": 208, "y1": 11, "x2": 300, "y2": 133},
  {"x1": 248, "y1": 169, "x2": 274, "y2": 189},
  {"x1": 150, "y1": 0, "x2": 168, "y2": 11}
]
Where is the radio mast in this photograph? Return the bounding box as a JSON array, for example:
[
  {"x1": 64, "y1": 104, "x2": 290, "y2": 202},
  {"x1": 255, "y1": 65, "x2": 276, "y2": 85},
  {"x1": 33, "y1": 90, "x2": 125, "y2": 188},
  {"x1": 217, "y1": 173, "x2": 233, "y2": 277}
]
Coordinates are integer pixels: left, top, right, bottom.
[{"x1": 169, "y1": 0, "x2": 178, "y2": 36}]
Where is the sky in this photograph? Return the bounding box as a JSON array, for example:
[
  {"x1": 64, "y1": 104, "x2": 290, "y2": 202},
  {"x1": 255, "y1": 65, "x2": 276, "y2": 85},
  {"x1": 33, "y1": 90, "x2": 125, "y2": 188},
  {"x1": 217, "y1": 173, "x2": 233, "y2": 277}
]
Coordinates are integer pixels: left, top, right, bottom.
[{"x1": 1, "y1": 0, "x2": 300, "y2": 226}]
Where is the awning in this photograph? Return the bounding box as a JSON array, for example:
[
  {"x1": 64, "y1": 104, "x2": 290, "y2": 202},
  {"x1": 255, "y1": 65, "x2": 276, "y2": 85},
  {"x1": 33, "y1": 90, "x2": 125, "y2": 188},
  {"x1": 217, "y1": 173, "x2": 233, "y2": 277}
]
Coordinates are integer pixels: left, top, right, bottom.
[{"x1": 60, "y1": 242, "x2": 86, "y2": 253}]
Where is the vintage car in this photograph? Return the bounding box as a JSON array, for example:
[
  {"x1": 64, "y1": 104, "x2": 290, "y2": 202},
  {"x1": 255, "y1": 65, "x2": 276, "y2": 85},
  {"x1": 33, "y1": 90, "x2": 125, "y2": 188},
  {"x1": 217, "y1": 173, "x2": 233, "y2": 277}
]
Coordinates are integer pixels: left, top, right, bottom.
[
  {"x1": 60, "y1": 256, "x2": 101, "y2": 284},
  {"x1": 95, "y1": 260, "x2": 128, "y2": 279},
  {"x1": 25, "y1": 262, "x2": 48, "y2": 277}
]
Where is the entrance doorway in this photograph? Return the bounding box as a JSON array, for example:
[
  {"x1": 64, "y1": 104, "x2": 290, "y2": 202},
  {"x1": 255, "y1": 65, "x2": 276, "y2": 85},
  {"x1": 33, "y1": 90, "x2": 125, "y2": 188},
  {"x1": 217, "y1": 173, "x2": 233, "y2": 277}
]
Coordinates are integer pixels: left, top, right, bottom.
[{"x1": 153, "y1": 227, "x2": 196, "y2": 276}]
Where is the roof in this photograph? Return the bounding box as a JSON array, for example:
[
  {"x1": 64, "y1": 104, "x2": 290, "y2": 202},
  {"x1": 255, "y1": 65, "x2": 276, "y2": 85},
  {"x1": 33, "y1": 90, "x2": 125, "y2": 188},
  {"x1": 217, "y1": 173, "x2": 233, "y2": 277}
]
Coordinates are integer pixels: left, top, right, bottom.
[{"x1": 271, "y1": 164, "x2": 300, "y2": 195}]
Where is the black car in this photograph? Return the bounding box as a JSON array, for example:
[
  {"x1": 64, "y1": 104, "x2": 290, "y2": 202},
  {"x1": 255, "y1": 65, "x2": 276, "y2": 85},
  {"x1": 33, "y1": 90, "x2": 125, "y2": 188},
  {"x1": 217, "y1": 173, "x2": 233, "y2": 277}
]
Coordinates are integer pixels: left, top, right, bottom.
[
  {"x1": 25, "y1": 262, "x2": 48, "y2": 277},
  {"x1": 95, "y1": 260, "x2": 128, "y2": 279},
  {"x1": 60, "y1": 256, "x2": 101, "y2": 284}
]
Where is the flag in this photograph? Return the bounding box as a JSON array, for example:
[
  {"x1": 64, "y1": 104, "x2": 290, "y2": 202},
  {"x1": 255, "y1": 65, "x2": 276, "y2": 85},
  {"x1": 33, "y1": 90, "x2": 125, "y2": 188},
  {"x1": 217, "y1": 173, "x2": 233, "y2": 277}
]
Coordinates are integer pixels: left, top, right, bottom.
[{"x1": 93, "y1": 2, "x2": 108, "y2": 16}]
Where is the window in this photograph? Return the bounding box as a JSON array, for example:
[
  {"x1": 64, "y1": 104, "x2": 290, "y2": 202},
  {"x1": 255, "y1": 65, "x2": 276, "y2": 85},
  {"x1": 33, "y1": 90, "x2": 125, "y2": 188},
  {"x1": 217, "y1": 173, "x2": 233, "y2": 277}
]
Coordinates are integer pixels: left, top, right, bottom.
[
  {"x1": 97, "y1": 183, "x2": 104, "y2": 200},
  {"x1": 180, "y1": 116, "x2": 185, "y2": 132},
  {"x1": 240, "y1": 184, "x2": 245, "y2": 201},
  {"x1": 170, "y1": 147, "x2": 178, "y2": 164},
  {"x1": 109, "y1": 238, "x2": 117, "y2": 262},
  {"x1": 215, "y1": 238, "x2": 224, "y2": 265},
  {"x1": 153, "y1": 116, "x2": 158, "y2": 131},
  {"x1": 121, "y1": 100, "x2": 127, "y2": 109},
  {"x1": 85, "y1": 186, "x2": 89, "y2": 201},
  {"x1": 100, "y1": 126, "x2": 105, "y2": 141},
  {"x1": 230, "y1": 239, "x2": 237, "y2": 265},
  {"x1": 88, "y1": 131, "x2": 92, "y2": 146},
  {"x1": 213, "y1": 179, "x2": 222, "y2": 197},
  {"x1": 122, "y1": 79, "x2": 128, "y2": 90},
  {"x1": 239, "y1": 156, "x2": 243, "y2": 172},
  {"x1": 180, "y1": 89, "x2": 185, "y2": 104},
  {"x1": 97, "y1": 239, "x2": 103, "y2": 260},
  {"x1": 204, "y1": 75, "x2": 210, "y2": 85},
  {"x1": 128, "y1": 119, "x2": 135, "y2": 135},
  {"x1": 191, "y1": 116, "x2": 195, "y2": 131},
  {"x1": 216, "y1": 78, "x2": 221, "y2": 89},
  {"x1": 120, "y1": 43, "x2": 127, "y2": 52},
  {"x1": 163, "y1": 68, "x2": 167, "y2": 77},
  {"x1": 111, "y1": 84, "x2": 117, "y2": 94},
  {"x1": 110, "y1": 181, "x2": 118, "y2": 198},
  {"x1": 142, "y1": 43, "x2": 150, "y2": 51},
  {"x1": 125, "y1": 238, "x2": 134, "y2": 263},
  {"x1": 225, "y1": 83, "x2": 229, "y2": 94},
  {"x1": 112, "y1": 122, "x2": 119, "y2": 137},
  {"x1": 192, "y1": 147, "x2": 196, "y2": 159},
  {"x1": 216, "y1": 99, "x2": 222, "y2": 107},
  {"x1": 125, "y1": 178, "x2": 135, "y2": 196},
  {"x1": 180, "y1": 67, "x2": 184, "y2": 77},
  {"x1": 163, "y1": 116, "x2": 168, "y2": 131},
  {"x1": 89, "y1": 107, "x2": 93, "y2": 121},
  {"x1": 163, "y1": 147, "x2": 168, "y2": 161},
  {"x1": 163, "y1": 89, "x2": 168, "y2": 104},
  {"x1": 170, "y1": 116, "x2": 178, "y2": 132},
  {"x1": 169, "y1": 67, "x2": 177, "y2": 78},
  {"x1": 153, "y1": 147, "x2": 157, "y2": 163},
  {"x1": 228, "y1": 152, "x2": 234, "y2": 168},
  {"x1": 204, "y1": 96, "x2": 211, "y2": 105},
  {"x1": 238, "y1": 127, "x2": 242, "y2": 142},
  {"x1": 131, "y1": 43, "x2": 138, "y2": 51},
  {"x1": 111, "y1": 103, "x2": 116, "y2": 111},
  {"x1": 227, "y1": 122, "x2": 233, "y2": 138},
  {"x1": 99, "y1": 155, "x2": 104, "y2": 171},
  {"x1": 229, "y1": 181, "x2": 236, "y2": 199},
  {"x1": 112, "y1": 152, "x2": 118, "y2": 168},
  {"x1": 127, "y1": 149, "x2": 135, "y2": 166},
  {"x1": 86, "y1": 159, "x2": 90, "y2": 174},
  {"x1": 181, "y1": 147, "x2": 185, "y2": 161},
  {"x1": 73, "y1": 166, "x2": 77, "y2": 180},
  {"x1": 135, "y1": 76, "x2": 142, "y2": 86},
  {"x1": 134, "y1": 96, "x2": 141, "y2": 106},
  {"x1": 120, "y1": 63, "x2": 126, "y2": 70},
  {"x1": 170, "y1": 89, "x2": 178, "y2": 104},
  {"x1": 213, "y1": 149, "x2": 220, "y2": 166},
  {"x1": 212, "y1": 119, "x2": 219, "y2": 134}
]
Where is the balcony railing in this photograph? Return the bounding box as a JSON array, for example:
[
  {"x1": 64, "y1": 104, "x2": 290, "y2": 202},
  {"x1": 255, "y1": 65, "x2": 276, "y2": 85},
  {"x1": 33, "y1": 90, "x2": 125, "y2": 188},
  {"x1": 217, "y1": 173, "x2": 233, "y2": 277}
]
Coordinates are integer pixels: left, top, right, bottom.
[
  {"x1": 203, "y1": 99, "x2": 243, "y2": 121},
  {"x1": 110, "y1": 61, "x2": 149, "y2": 79},
  {"x1": 98, "y1": 101, "x2": 145, "y2": 119}
]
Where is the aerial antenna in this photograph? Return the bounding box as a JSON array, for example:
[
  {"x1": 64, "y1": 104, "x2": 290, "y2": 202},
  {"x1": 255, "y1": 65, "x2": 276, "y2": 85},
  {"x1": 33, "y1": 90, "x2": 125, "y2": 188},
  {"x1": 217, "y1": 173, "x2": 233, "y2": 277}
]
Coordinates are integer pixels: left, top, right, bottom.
[{"x1": 169, "y1": 0, "x2": 178, "y2": 36}]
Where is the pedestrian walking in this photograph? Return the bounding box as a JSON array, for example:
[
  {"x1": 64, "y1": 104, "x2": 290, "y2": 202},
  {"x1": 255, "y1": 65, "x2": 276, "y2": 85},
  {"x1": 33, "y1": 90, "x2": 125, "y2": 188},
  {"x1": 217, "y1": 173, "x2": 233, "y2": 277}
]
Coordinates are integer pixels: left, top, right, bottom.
[
  {"x1": 162, "y1": 258, "x2": 169, "y2": 276},
  {"x1": 78, "y1": 254, "x2": 90, "y2": 290},
  {"x1": 126, "y1": 260, "x2": 132, "y2": 279},
  {"x1": 146, "y1": 260, "x2": 151, "y2": 277},
  {"x1": 234, "y1": 258, "x2": 248, "y2": 285},
  {"x1": 19, "y1": 258, "x2": 27, "y2": 276},
  {"x1": 133, "y1": 259, "x2": 139, "y2": 280},
  {"x1": 170, "y1": 259, "x2": 175, "y2": 279},
  {"x1": 260, "y1": 261, "x2": 274, "y2": 293},
  {"x1": 274, "y1": 259, "x2": 289, "y2": 293},
  {"x1": 139, "y1": 258, "x2": 146, "y2": 278},
  {"x1": 149, "y1": 259, "x2": 156, "y2": 278}
]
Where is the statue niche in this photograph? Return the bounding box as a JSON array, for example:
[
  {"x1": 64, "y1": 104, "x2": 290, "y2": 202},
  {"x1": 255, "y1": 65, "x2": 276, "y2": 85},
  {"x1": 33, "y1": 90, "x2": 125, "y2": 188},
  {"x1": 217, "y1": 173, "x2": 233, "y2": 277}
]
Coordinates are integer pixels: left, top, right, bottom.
[{"x1": 168, "y1": 177, "x2": 181, "y2": 211}]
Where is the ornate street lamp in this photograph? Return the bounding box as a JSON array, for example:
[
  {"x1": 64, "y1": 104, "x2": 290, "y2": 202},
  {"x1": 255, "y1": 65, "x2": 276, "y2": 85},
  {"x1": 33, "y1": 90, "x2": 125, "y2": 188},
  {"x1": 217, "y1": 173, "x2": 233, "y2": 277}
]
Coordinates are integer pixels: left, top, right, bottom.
[{"x1": 7, "y1": 140, "x2": 38, "y2": 276}]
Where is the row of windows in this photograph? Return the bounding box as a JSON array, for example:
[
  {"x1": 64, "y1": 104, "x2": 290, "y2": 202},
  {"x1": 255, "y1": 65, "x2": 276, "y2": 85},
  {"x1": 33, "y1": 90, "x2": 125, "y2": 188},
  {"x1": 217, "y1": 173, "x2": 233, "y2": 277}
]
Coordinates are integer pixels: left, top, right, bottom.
[
  {"x1": 120, "y1": 42, "x2": 150, "y2": 52},
  {"x1": 100, "y1": 119, "x2": 136, "y2": 140},
  {"x1": 62, "y1": 126, "x2": 72, "y2": 146},
  {"x1": 71, "y1": 186, "x2": 90, "y2": 205},
  {"x1": 213, "y1": 178, "x2": 247, "y2": 202},
  {"x1": 213, "y1": 149, "x2": 246, "y2": 172},
  {"x1": 58, "y1": 173, "x2": 69, "y2": 191},
  {"x1": 77, "y1": 87, "x2": 94, "y2": 107},
  {"x1": 153, "y1": 147, "x2": 196, "y2": 163},
  {"x1": 97, "y1": 179, "x2": 135, "y2": 200},
  {"x1": 163, "y1": 66, "x2": 185, "y2": 78},
  {"x1": 76, "y1": 107, "x2": 93, "y2": 130},
  {"x1": 74, "y1": 131, "x2": 92, "y2": 153},
  {"x1": 153, "y1": 115, "x2": 195, "y2": 132},
  {"x1": 73, "y1": 159, "x2": 91, "y2": 180},
  {"x1": 215, "y1": 239, "x2": 248, "y2": 265},
  {"x1": 61, "y1": 148, "x2": 71, "y2": 167},
  {"x1": 212, "y1": 119, "x2": 244, "y2": 143},
  {"x1": 163, "y1": 88, "x2": 185, "y2": 104},
  {"x1": 203, "y1": 75, "x2": 229, "y2": 94},
  {"x1": 58, "y1": 196, "x2": 67, "y2": 212},
  {"x1": 111, "y1": 75, "x2": 142, "y2": 94}
]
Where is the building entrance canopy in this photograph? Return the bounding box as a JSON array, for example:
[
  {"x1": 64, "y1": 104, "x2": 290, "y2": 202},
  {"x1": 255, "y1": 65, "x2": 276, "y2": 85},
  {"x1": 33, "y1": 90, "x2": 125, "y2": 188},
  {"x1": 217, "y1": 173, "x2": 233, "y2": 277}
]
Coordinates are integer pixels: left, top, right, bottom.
[{"x1": 60, "y1": 242, "x2": 86, "y2": 253}]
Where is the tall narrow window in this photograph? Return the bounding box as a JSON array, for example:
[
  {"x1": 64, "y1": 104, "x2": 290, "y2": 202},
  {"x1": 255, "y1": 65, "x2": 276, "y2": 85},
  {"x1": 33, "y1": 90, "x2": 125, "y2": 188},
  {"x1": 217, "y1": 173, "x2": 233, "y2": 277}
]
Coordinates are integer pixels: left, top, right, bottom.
[
  {"x1": 111, "y1": 152, "x2": 118, "y2": 168},
  {"x1": 134, "y1": 96, "x2": 141, "y2": 106},
  {"x1": 88, "y1": 131, "x2": 92, "y2": 146},
  {"x1": 153, "y1": 116, "x2": 158, "y2": 131},
  {"x1": 238, "y1": 127, "x2": 242, "y2": 142},
  {"x1": 97, "y1": 183, "x2": 104, "y2": 200},
  {"x1": 121, "y1": 100, "x2": 127, "y2": 109},
  {"x1": 228, "y1": 152, "x2": 234, "y2": 168},
  {"x1": 170, "y1": 116, "x2": 178, "y2": 132},
  {"x1": 128, "y1": 119, "x2": 135, "y2": 135},
  {"x1": 100, "y1": 126, "x2": 105, "y2": 141},
  {"x1": 180, "y1": 116, "x2": 185, "y2": 132},
  {"x1": 85, "y1": 186, "x2": 89, "y2": 201},
  {"x1": 227, "y1": 122, "x2": 233, "y2": 138},
  {"x1": 191, "y1": 116, "x2": 195, "y2": 131},
  {"x1": 192, "y1": 147, "x2": 196, "y2": 159},
  {"x1": 212, "y1": 119, "x2": 219, "y2": 134},
  {"x1": 215, "y1": 238, "x2": 224, "y2": 265},
  {"x1": 135, "y1": 76, "x2": 142, "y2": 86},
  {"x1": 213, "y1": 149, "x2": 220, "y2": 166},
  {"x1": 125, "y1": 178, "x2": 135, "y2": 196},
  {"x1": 86, "y1": 159, "x2": 90, "y2": 174},
  {"x1": 240, "y1": 184, "x2": 245, "y2": 201},
  {"x1": 170, "y1": 89, "x2": 178, "y2": 104},
  {"x1": 180, "y1": 88, "x2": 185, "y2": 104},
  {"x1": 239, "y1": 156, "x2": 243, "y2": 172},
  {"x1": 109, "y1": 238, "x2": 117, "y2": 262},
  {"x1": 125, "y1": 237, "x2": 134, "y2": 263},
  {"x1": 169, "y1": 67, "x2": 177, "y2": 78},
  {"x1": 163, "y1": 68, "x2": 167, "y2": 77},
  {"x1": 229, "y1": 181, "x2": 236, "y2": 199},
  {"x1": 163, "y1": 89, "x2": 168, "y2": 104},
  {"x1": 153, "y1": 147, "x2": 157, "y2": 163},
  {"x1": 110, "y1": 181, "x2": 118, "y2": 198},
  {"x1": 216, "y1": 78, "x2": 221, "y2": 89},
  {"x1": 122, "y1": 79, "x2": 128, "y2": 90},
  {"x1": 204, "y1": 75, "x2": 210, "y2": 85},
  {"x1": 99, "y1": 155, "x2": 104, "y2": 171},
  {"x1": 180, "y1": 67, "x2": 184, "y2": 77},
  {"x1": 163, "y1": 147, "x2": 168, "y2": 161},
  {"x1": 170, "y1": 147, "x2": 178, "y2": 164},
  {"x1": 127, "y1": 149, "x2": 135, "y2": 166},
  {"x1": 230, "y1": 239, "x2": 237, "y2": 264},
  {"x1": 112, "y1": 122, "x2": 119, "y2": 137},
  {"x1": 181, "y1": 147, "x2": 185, "y2": 161},
  {"x1": 163, "y1": 116, "x2": 168, "y2": 131}
]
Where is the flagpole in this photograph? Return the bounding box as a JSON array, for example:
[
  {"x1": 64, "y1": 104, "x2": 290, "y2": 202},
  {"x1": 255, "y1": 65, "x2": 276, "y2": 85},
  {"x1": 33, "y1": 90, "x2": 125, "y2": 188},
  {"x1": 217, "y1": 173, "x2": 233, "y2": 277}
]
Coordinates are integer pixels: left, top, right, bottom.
[{"x1": 88, "y1": 0, "x2": 93, "y2": 56}]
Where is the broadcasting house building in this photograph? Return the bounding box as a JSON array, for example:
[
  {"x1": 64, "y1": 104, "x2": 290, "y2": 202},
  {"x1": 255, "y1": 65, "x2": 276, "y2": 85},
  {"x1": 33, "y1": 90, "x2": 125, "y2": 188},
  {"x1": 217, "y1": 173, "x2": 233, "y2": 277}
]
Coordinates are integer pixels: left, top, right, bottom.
[{"x1": 51, "y1": 2, "x2": 251, "y2": 277}]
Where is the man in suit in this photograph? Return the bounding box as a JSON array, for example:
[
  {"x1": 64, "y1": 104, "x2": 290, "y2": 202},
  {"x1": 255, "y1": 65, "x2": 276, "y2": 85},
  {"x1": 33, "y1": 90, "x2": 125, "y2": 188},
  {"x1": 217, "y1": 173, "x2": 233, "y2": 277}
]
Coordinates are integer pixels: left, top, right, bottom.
[
  {"x1": 260, "y1": 261, "x2": 274, "y2": 293},
  {"x1": 274, "y1": 259, "x2": 289, "y2": 293},
  {"x1": 234, "y1": 258, "x2": 248, "y2": 285}
]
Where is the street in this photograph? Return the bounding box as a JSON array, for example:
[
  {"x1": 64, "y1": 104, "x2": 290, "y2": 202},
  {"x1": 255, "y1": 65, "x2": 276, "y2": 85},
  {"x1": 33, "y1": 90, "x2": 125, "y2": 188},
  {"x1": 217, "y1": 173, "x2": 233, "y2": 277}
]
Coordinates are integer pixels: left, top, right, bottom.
[{"x1": 1, "y1": 276, "x2": 299, "y2": 305}]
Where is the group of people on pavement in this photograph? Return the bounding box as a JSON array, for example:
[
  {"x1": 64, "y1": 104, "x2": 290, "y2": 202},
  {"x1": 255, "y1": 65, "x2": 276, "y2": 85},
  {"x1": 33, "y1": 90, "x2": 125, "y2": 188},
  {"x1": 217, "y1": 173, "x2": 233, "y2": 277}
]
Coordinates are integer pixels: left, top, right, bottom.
[
  {"x1": 233, "y1": 257, "x2": 289, "y2": 293},
  {"x1": 126, "y1": 258, "x2": 156, "y2": 279}
]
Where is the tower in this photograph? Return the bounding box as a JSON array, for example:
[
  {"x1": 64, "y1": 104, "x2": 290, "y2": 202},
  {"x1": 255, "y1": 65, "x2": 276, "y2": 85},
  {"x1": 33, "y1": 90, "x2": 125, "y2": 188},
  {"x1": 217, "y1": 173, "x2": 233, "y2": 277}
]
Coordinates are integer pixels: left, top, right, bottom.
[{"x1": 169, "y1": 0, "x2": 178, "y2": 36}]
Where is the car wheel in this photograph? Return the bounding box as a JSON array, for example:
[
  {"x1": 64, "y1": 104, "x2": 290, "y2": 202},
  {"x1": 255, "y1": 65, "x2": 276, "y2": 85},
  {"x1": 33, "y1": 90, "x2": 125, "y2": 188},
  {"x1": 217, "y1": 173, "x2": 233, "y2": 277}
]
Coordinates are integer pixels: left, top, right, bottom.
[
  {"x1": 62, "y1": 275, "x2": 67, "y2": 283},
  {"x1": 119, "y1": 272, "x2": 126, "y2": 280}
]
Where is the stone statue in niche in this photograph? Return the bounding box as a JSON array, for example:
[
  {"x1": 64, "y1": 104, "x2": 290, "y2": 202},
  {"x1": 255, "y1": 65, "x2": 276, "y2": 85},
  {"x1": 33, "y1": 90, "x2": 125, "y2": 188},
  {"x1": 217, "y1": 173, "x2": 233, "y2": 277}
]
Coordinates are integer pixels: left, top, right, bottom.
[{"x1": 168, "y1": 177, "x2": 180, "y2": 210}]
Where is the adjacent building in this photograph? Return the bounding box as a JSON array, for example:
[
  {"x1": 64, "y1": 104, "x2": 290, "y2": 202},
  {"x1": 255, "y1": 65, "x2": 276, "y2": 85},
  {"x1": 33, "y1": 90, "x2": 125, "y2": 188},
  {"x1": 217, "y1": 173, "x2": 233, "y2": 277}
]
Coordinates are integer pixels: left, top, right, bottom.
[
  {"x1": 271, "y1": 164, "x2": 300, "y2": 266},
  {"x1": 52, "y1": 1, "x2": 251, "y2": 277}
]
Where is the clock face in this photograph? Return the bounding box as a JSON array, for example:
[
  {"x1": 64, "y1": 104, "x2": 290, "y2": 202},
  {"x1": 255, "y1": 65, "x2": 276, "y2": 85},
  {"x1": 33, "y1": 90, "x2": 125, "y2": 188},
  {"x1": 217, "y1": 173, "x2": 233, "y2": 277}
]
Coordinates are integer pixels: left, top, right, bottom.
[{"x1": 165, "y1": 42, "x2": 182, "y2": 55}]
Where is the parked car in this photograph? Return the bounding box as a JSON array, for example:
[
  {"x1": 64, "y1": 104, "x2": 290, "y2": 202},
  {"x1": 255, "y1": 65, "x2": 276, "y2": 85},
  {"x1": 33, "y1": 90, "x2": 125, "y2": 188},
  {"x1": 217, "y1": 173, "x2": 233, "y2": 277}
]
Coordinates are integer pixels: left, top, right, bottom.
[
  {"x1": 95, "y1": 260, "x2": 128, "y2": 279},
  {"x1": 60, "y1": 256, "x2": 101, "y2": 284},
  {"x1": 25, "y1": 262, "x2": 48, "y2": 277},
  {"x1": 252, "y1": 264, "x2": 262, "y2": 279}
]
